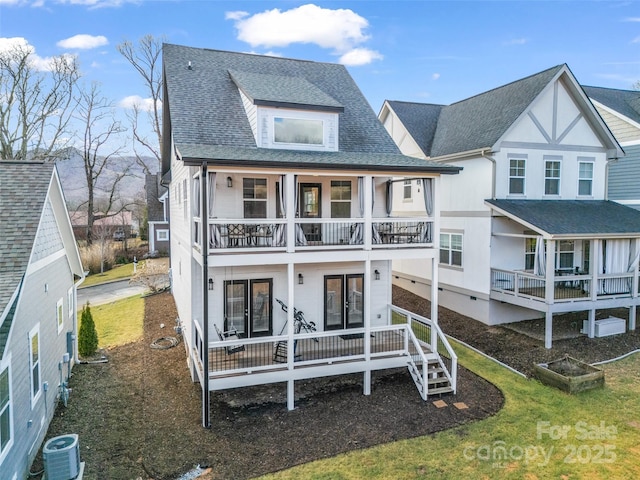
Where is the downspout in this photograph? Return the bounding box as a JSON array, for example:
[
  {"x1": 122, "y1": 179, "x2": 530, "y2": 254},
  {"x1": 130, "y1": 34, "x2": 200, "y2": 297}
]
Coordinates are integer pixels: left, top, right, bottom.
[
  {"x1": 200, "y1": 162, "x2": 211, "y2": 428},
  {"x1": 481, "y1": 150, "x2": 497, "y2": 200}
]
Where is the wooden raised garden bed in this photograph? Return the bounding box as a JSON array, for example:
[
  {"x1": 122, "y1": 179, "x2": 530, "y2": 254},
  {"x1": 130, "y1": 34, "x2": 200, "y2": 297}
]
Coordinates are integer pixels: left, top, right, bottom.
[{"x1": 533, "y1": 356, "x2": 604, "y2": 394}]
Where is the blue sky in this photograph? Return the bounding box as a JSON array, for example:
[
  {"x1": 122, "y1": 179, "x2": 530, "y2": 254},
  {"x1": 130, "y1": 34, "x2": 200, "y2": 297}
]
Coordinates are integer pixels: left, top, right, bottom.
[{"x1": 2, "y1": 0, "x2": 640, "y2": 153}]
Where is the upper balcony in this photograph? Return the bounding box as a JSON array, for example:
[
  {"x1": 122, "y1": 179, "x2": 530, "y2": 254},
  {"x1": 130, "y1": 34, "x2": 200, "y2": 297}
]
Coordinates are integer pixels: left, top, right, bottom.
[{"x1": 190, "y1": 171, "x2": 437, "y2": 257}]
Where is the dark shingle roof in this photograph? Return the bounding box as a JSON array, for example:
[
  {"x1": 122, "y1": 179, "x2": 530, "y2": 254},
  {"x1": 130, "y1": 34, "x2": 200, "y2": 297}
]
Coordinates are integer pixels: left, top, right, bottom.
[
  {"x1": 431, "y1": 65, "x2": 564, "y2": 157},
  {"x1": 163, "y1": 44, "x2": 459, "y2": 174},
  {"x1": 0, "y1": 161, "x2": 53, "y2": 326},
  {"x1": 385, "y1": 101, "x2": 444, "y2": 156},
  {"x1": 228, "y1": 69, "x2": 344, "y2": 112},
  {"x1": 583, "y1": 86, "x2": 640, "y2": 125},
  {"x1": 146, "y1": 173, "x2": 166, "y2": 222},
  {"x1": 485, "y1": 199, "x2": 640, "y2": 237}
]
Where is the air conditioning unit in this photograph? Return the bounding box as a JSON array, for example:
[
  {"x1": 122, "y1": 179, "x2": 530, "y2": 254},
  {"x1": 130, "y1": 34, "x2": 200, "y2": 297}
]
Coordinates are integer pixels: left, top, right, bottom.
[{"x1": 43, "y1": 434, "x2": 80, "y2": 480}]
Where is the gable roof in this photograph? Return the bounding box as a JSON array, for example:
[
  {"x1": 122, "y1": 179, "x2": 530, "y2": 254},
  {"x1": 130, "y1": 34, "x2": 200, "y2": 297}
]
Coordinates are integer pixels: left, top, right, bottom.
[
  {"x1": 383, "y1": 101, "x2": 444, "y2": 156},
  {"x1": 485, "y1": 199, "x2": 640, "y2": 238},
  {"x1": 385, "y1": 65, "x2": 621, "y2": 159},
  {"x1": 162, "y1": 44, "x2": 460, "y2": 175},
  {"x1": 0, "y1": 162, "x2": 53, "y2": 314},
  {"x1": 583, "y1": 86, "x2": 640, "y2": 125}
]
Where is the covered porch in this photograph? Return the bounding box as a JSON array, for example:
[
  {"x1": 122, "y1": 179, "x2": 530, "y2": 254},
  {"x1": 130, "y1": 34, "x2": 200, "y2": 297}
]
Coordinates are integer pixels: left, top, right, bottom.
[
  {"x1": 189, "y1": 305, "x2": 457, "y2": 410},
  {"x1": 486, "y1": 199, "x2": 640, "y2": 348}
]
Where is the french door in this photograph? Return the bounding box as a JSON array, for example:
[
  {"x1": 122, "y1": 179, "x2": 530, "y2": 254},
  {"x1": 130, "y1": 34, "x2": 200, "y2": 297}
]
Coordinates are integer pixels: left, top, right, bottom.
[
  {"x1": 224, "y1": 279, "x2": 272, "y2": 337},
  {"x1": 299, "y1": 183, "x2": 322, "y2": 242},
  {"x1": 324, "y1": 274, "x2": 364, "y2": 330}
]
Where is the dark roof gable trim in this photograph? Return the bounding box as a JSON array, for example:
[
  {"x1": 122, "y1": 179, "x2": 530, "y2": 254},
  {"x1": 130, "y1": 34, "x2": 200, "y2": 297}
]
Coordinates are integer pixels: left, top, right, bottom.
[{"x1": 253, "y1": 99, "x2": 344, "y2": 113}]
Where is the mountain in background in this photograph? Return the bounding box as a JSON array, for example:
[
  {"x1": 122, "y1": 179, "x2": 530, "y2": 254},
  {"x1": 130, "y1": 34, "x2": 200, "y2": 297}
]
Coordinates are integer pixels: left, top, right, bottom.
[{"x1": 55, "y1": 148, "x2": 158, "y2": 209}]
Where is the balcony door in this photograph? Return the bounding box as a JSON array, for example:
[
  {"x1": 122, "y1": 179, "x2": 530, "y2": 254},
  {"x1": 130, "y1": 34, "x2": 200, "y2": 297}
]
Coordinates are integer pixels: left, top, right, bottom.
[
  {"x1": 299, "y1": 183, "x2": 322, "y2": 242},
  {"x1": 224, "y1": 279, "x2": 272, "y2": 337},
  {"x1": 324, "y1": 274, "x2": 364, "y2": 330}
]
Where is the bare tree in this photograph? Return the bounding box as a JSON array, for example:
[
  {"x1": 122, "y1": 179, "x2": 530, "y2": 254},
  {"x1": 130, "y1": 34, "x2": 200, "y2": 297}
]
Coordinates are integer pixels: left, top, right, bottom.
[
  {"x1": 117, "y1": 35, "x2": 164, "y2": 173},
  {"x1": 0, "y1": 41, "x2": 80, "y2": 161},
  {"x1": 75, "y1": 82, "x2": 131, "y2": 245}
]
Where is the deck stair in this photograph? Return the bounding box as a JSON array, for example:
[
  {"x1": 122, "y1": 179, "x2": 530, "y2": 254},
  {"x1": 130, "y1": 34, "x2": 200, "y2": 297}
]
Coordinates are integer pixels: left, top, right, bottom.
[{"x1": 407, "y1": 347, "x2": 454, "y2": 399}]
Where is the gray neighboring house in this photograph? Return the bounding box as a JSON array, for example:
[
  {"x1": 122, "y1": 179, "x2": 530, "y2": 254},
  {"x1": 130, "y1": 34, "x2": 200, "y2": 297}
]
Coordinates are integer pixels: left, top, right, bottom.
[
  {"x1": 583, "y1": 86, "x2": 640, "y2": 210},
  {"x1": 146, "y1": 173, "x2": 169, "y2": 255},
  {"x1": 0, "y1": 161, "x2": 84, "y2": 479}
]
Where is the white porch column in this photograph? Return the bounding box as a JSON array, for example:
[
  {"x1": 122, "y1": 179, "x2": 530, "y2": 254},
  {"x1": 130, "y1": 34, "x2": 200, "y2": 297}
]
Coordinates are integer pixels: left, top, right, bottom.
[
  {"x1": 287, "y1": 262, "x2": 295, "y2": 410},
  {"x1": 544, "y1": 240, "x2": 556, "y2": 349},
  {"x1": 544, "y1": 311, "x2": 553, "y2": 349},
  {"x1": 363, "y1": 259, "x2": 372, "y2": 396},
  {"x1": 431, "y1": 176, "x2": 440, "y2": 324},
  {"x1": 364, "y1": 175, "x2": 373, "y2": 250},
  {"x1": 588, "y1": 239, "x2": 600, "y2": 338},
  {"x1": 285, "y1": 172, "x2": 295, "y2": 253},
  {"x1": 631, "y1": 238, "x2": 639, "y2": 331},
  {"x1": 431, "y1": 256, "x2": 439, "y2": 324},
  {"x1": 588, "y1": 309, "x2": 596, "y2": 339}
]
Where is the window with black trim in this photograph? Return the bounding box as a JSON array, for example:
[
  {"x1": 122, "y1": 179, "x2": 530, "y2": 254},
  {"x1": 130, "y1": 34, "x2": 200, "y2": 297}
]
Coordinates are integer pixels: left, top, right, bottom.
[
  {"x1": 331, "y1": 180, "x2": 351, "y2": 218},
  {"x1": 243, "y1": 178, "x2": 267, "y2": 218}
]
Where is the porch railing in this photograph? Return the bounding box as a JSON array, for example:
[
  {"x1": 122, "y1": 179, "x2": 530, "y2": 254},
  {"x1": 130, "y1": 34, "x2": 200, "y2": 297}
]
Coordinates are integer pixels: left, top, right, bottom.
[
  {"x1": 390, "y1": 305, "x2": 457, "y2": 396},
  {"x1": 206, "y1": 217, "x2": 433, "y2": 252},
  {"x1": 491, "y1": 268, "x2": 636, "y2": 302}
]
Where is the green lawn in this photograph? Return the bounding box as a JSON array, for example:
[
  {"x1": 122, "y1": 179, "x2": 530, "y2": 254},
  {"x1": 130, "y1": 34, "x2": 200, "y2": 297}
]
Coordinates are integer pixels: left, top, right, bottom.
[
  {"x1": 81, "y1": 295, "x2": 144, "y2": 348},
  {"x1": 261, "y1": 342, "x2": 640, "y2": 479},
  {"x1": 81, "y1": 261, "x2": 143, "y2": 288}
]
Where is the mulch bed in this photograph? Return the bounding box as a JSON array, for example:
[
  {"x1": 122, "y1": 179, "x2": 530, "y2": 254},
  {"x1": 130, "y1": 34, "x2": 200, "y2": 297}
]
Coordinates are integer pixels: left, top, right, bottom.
[
  {"x1": 36, "y1": 290, "x2": 504, "y2": 480},
  {"x1": 36, "y1": 286, "x2": 640, "y2": 479}
]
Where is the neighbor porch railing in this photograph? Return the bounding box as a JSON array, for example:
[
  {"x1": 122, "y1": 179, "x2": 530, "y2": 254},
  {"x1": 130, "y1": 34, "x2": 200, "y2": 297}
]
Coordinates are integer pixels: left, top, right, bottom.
[{"x1": 491, "y1": 268, "x2": 636, "y2": 302}]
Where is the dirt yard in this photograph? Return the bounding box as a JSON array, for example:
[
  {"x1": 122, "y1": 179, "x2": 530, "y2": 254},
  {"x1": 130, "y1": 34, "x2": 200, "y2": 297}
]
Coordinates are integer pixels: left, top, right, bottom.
[
  {"x1": 34, "y1": 287, "x2": 640, "y2": 479},
  {"x1": 35, "y1": 290, "x2": 504, "y2": 480}
]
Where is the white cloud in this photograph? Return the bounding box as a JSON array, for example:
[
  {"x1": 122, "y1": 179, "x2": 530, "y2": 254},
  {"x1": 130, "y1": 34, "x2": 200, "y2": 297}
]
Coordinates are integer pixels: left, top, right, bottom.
[
  {"x1": 119, "y1": 95, "x2": 160, "y2": 112},
  {"x1": 57, "y1": 34, "x2": 108, "y2": 50},
  {"x1": 225, "y1": 10, "x2": 248, "y2": 21},
  {"x1": 0, "y1": 36, "x2": 76, "y2": 72},
  {"x1": 228, "y1": 3, "x2": 377, "y2": 62},
  {"x1": 632, "y1": 35, "x2": 640, "y2": 43},
  {"x1": 504, "y1": 38, "x2": 528, "y2": 46},
  {"x1": 432, "y1": 73, "x2": 441, "y2": 80},
  {"x1": 623, "y1": 17, "x2": 640, "y2": 22},
  {"x1": 338, "y1": 48, "x2": 383, "y2": 66}
]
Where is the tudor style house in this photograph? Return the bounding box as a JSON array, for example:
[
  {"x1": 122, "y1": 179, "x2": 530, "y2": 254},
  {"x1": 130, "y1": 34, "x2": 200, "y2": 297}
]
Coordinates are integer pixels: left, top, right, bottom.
[
  {"x1": 380, "y1": 64, "x2": 640, "y2": 349},
  {"x1": 162, "y1": 44, "x2": 460, "y2": 426},
  {"x1": 583, "y1": 86, "x2": 640, "y2": 211},
  {"x1": 0, "y1": 162, "x2": 85, "y2": 479}
]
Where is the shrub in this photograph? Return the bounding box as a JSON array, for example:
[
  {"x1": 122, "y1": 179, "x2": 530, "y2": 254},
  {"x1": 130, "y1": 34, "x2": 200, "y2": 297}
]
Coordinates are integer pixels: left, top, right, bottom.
[
  {"x1": 79, "y1": 242, "x2": 115, "y2": 274},
  {"x1": 78, "y1": 303, "x2": 99, "y2": 357}
]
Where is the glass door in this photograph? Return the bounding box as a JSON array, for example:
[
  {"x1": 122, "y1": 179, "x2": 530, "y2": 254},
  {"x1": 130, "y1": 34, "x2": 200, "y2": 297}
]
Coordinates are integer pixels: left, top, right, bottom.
[
  {"x1": 300, "y1": 183, "x2": 322, "y2": 242},
  {"x1": 250, "y1": 279, "x2": 272, "y2": 337},
  {"x1": 224, "y1": 280, "x2": 247, "y2": 336},
  {"x1": 324, "y1": 274, "x2": 364, "y2": 330},
  {"x1": 224, "y1": 279, "x2": 273, "y2": 338}
]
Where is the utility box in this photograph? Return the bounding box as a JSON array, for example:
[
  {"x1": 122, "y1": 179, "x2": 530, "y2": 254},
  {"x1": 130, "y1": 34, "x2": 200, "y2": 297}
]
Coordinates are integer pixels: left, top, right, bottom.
[{"x1": 581, "y1": 317, "x2": 626, "y2": 337}]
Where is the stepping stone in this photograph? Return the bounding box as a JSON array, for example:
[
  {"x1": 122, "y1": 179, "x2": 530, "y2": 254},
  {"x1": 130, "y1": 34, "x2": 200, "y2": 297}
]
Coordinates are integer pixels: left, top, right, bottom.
[
  {"x1": 454, "y1": 402, "x2": 469, "y2": 410},
  {"x1": 432, "y1": 399, "x2": 447, "y2": 408}
]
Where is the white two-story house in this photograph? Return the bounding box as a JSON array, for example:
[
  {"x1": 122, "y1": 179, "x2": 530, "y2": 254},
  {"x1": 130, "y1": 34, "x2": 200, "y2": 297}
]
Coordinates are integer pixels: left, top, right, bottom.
[
  {"x1": 162, "y1": 44, "x2": 461, "y2": 426},
  {"x1": 380, "y1": 64, "x2": 640, "y2": 349}
]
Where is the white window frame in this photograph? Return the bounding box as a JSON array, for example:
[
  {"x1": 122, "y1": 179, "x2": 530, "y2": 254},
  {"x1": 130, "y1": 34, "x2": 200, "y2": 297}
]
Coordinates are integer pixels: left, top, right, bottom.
[
  {"x1": 28, "y1": 325, "x2": 41, "y2": 408},
  {"x1": 156, "y1": 229, "x2": 169, "y2": 241},
  {"x1": 440, "y1": 232, "x2": 463, "y2": 268},
  {"x1": 577, "y1": 158, "x2": 594, "y2": 197},
  {"x1": 0, "y1": 354, "x2": 13, "y2": 464},
  {"x1": 258, "y1": 108, "x2": 338, "y2": 151},
  {"x1": 544, "y1": 156, "x2": 561, "y2": 196},
  {"x1": 57, "y1": 297, "x2": 64, "y2": 334},
  {"x1": 508, "y1": 156, "x2": 526, "y2": 195}
]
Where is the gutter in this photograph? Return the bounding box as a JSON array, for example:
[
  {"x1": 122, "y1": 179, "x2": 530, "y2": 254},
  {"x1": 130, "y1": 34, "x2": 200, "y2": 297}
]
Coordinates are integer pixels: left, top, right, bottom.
[{"x1": 481, "y1": 150, "x2": 497, "y2": 200}]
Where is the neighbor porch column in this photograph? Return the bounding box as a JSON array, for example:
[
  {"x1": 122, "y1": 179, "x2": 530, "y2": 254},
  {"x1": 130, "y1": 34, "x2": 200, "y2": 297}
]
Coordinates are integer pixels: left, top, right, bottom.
[
  {"x1": 630, "y1": 238, "x2": 639, "y2": 331},
  {"x1": 544, "y1": 239, "x2": 556, "y2": 349}
]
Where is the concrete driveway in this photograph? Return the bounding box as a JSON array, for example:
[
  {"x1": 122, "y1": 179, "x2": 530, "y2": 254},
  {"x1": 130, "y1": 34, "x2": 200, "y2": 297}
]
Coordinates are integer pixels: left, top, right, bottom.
[{"x1": 77, "y1": 279, "x2": 147, "y2": 308}]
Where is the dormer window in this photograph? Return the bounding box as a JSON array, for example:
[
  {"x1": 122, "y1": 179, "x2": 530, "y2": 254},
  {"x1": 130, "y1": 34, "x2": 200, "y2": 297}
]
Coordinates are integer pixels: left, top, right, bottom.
[{"x1": 274, "y1": 117, "x2": 323, "y2": 146}]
